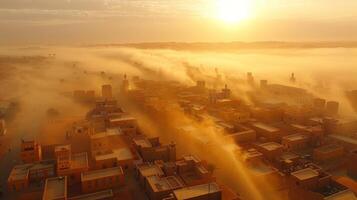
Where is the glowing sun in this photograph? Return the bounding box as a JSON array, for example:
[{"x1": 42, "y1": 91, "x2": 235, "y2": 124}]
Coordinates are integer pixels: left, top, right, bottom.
[{"x1": 216, "y1": 0, "x2": 253, "y2": 23}]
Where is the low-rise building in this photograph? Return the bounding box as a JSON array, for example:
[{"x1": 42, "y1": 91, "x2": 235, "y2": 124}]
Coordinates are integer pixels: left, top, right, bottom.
[
  {"x1": 133, "y1": 136, "x2": 176, "y2": 162},
  {"x1": 20, "y1": 137, "x2": 42, "y2": 163},
  {"x1": 146, "y1": 175, "x2": 184, "y2": 200},
  {"x1": 282, "y1": 133, "x2": 310, "y2": 151},
  {"x1": 55, "y1": 144, "x2": 89, "y2": 185},
  {"x1": 8, "y1": 160, "x2": 55, "y2": 192},
  {"x1": 173, "y1": 182, "x2": 222, "y2": 200},
  {"x1": 81, "y1": 166, "x2": 125, "y2": 193},
  {"x1": 256, "y1": 142, "x2": 284, "y2": 161},
  {"x1": 250, "y1": 122, "x2": 282, "y2": 142}
]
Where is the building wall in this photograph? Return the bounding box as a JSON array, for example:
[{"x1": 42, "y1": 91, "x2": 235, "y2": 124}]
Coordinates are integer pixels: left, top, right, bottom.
[
  {"x1": 8, "y1": 179, "x2": 28, "y2": 192},
  {"x1": 81, "y1": 174, "x2": 125, "y2": 193}
]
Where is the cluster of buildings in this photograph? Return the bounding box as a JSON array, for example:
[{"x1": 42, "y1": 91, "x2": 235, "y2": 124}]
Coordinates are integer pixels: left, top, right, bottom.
[
  {"x1": 121, "y1": 73, "x2": 357, "y2": 200},
  {"x1": 6, "y1": 82, "x2": 239, "y2": 200}
]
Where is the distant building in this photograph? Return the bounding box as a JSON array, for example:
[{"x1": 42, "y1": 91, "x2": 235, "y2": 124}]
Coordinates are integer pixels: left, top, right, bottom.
[
  {"x1": 102, "y1": 84, "x2": 113, "y2": 100},
  {"x1": 326, "y1": 101, "x2": 339, "y2": 116},
  {"x1": 20, "y1": 137, "x2": 42, "y2": 163},
  {"x1": 81, "y1": 166, "x2": 125, "y2": 193}
]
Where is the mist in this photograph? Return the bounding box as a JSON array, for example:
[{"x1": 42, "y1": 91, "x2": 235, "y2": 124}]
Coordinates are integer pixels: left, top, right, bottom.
[{"x1": 1, "y1": 45, "x2": 357, "y2": 200}]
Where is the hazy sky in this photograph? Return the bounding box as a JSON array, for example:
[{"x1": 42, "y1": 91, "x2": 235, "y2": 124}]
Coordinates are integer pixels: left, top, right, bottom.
[{"x1": 1, "y1": 0, "x2": 357, "y2": 44}]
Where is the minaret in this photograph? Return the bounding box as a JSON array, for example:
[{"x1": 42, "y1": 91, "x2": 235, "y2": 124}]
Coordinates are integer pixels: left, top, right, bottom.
[
  {"x1": 290, "y1": 73, "x2": 296, "y2": 84},
  {"x1": 121, "y1": 74, "x2": 129, "y2": 93}
]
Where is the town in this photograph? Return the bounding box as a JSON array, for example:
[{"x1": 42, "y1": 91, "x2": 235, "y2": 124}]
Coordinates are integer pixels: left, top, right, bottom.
[{"x1": 0, "y1": 67, "x2": 356, "y2": 200}]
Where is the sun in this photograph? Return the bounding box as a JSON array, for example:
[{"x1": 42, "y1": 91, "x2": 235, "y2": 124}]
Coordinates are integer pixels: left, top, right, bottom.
[{"x1": 216, "y1": 0, "x2": 253, "y2": 24}]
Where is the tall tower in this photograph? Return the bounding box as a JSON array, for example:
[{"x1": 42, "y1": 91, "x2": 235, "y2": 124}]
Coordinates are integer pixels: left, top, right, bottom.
[
  {"x1": 290, "y1": 73, "x2": 296, "y2": 84},
  {"x1": 121, "y1": 74, "x2": 129, "y2": 93},
  {"x1": 102, "y1": 84, "x2": 113, "y2": 99},
  {"x1": 222, "y1": 84, "x2": 231, "y2": 98}
]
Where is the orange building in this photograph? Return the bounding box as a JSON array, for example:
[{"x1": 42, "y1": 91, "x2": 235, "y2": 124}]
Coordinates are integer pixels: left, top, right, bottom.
[
  {"x1": 8, "y1": 160, "x2": 55, "y2": 192},
  {"x1": 20, "y1": 137, "x2": 42, "y2": 163},
  {"x1": 55, "y1": 144, "x2": 89, "y2": 185},
  {"x1": 81, "y1": 166, "x2": 125, "y2": 193}
]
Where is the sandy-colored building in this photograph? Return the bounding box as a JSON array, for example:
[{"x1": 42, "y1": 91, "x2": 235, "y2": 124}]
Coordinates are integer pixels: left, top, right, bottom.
[
  {"x1": 136, "y1": 163, "x2": 165, "y2": 187},
  {"x1": 146, "y1": 175, "x2": 185, "y2": 200},
  {"x1": 289, "y1": 167, "x2": 357, "y2": 200},
  {"x1": 94, "y1": 147, "x2": 135, "y2": 170},
  {"x1": 282, "y1": 133, "x2": 310, "y2": 151},
  {"x1": 250, "y1": 122, "x2": 282, "y2": 142},
  {"x1": 81, "y1": 166, "x2": 125, "y2": 193},
  {"x1": 20, "y1": 137, "x2": 42, "y2": 163},
  {"x1": 173, "y1": 182, "x2": 222, "y2": 200},
  {"x1": 42, "y1": 176, "x2": 67, "y2": 200},
  {"x1": 256, "y1": 142, "x2": 283, "y2": 161},
  {"x1": 8, "y1": 160, "x2": 55, "y2": 192},
  {"x1": 55, "y1": 144, "x2": 89, "y2": 185},
  {"x1": 133, "y1": 136, "x2": 176, "y2": 162}
]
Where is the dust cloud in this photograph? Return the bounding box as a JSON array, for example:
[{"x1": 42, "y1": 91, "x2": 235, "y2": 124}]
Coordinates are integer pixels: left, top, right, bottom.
[{"x1": 1, "y1": 45, "x2": 357, "y2": 200}]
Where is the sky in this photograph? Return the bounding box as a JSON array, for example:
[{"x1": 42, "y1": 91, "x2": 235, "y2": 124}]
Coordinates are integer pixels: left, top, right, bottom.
[{"x1": 1, "y1": 0, "x2": 357, "y2": 44}]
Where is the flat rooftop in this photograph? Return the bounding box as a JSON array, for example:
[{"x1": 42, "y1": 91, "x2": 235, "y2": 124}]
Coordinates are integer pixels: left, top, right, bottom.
[
  {"x1": 248, "y1": 160, "x2": 277, "y2": 176},
  {"x1": 8, "y1": 164, "x2": 31, "y2": 181},
  {"x1": 43, "y1": 177, "x2": 67, "y2": 200},
  {"x1": 291, "y1": 168, "x2": 319, "y2": 181},
  {"x1": 252, "y1": 122, "x2": 279, "y2": 132},
  {"x1": 147, "y1": 175, "x2": 184, "y2": 192},
  {"x1": 82, "y1": 167, "x2": 123, "y2": 182},
  {"x1": 259, "y1": 142, "x2": 283, "y2": 151},
  {"x1": 68, "y1": 190, "x2": 113, "y2": 200},
  {"x1": 174, "y1": 182, "x2": 221, "y2": 200},
  {"x1": 8, "y1": 160, "x2": 55, "y2": 181},
  {"x1": 137, "y1": 164, "x2": 164, "y2": 177},
  {"x1": 90, "y1": 129, "x2": 122, "y2": 139},
  {"x1": 133, "y1": 138, "x2": 152, "y2": 148},
  {"x1": 95, "y1": 147, "x2": 134, "y2": 161},
  {"x1": 280, "y1": 152, "x2": 300, "y2": 161},
  {"x1": 283, "y1": 133, "x2": 308, "y2": 142}
]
